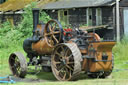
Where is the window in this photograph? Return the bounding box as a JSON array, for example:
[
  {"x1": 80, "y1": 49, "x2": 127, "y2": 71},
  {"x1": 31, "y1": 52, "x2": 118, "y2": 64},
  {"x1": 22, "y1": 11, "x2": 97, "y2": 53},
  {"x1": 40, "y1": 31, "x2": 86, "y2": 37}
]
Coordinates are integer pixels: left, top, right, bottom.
[
  {"x1": 96, "y1": 8, "x2": 102, "y2": 25},
  {"x1": 58, "y1": 10, "x2": 69, "y2": 26},
  {"x1": 86, "y1": 8, "x2": 92, "y2": 26}
]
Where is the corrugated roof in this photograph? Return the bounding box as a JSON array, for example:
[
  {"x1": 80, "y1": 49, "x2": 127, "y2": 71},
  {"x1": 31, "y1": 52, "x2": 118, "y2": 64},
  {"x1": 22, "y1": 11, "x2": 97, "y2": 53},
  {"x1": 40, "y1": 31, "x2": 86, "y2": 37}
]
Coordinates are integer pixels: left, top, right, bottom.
[{"x1": 38, "y1": 0, "x2": 116, "y2": 9}]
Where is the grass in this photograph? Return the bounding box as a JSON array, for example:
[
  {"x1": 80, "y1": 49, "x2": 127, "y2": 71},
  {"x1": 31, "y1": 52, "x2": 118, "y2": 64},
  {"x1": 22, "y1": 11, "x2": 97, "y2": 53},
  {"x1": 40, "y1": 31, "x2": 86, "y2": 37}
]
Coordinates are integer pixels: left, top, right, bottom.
[
  {"x1": 1, "y1": 40, "x2": 128, "y2": 85},
  {"x1": 1, "y1": 3, "x2": 128, "y2": 83}
]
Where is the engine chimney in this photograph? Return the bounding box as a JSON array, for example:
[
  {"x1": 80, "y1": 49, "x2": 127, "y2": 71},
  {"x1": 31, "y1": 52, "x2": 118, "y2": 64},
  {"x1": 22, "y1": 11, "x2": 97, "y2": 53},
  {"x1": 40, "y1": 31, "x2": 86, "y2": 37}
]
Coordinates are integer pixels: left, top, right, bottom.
[{"x1": 32, "y1": 8, "x2": 40, "y2": 35}]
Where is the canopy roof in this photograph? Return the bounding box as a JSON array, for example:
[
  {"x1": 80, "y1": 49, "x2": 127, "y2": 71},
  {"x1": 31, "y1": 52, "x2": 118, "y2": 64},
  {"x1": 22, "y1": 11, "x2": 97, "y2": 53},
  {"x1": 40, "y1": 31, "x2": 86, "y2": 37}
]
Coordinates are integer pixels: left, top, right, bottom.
[{"x1": 38, "y1": 0, "x2": 116, "y2": 10}]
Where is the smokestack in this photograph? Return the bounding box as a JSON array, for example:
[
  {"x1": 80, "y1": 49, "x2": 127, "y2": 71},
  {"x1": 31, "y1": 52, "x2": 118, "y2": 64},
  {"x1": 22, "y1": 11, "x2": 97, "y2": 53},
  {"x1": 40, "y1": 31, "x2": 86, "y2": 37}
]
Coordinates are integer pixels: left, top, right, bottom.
[{"x1": 32, "y1": 8, "x2": 40, "y2": 35}]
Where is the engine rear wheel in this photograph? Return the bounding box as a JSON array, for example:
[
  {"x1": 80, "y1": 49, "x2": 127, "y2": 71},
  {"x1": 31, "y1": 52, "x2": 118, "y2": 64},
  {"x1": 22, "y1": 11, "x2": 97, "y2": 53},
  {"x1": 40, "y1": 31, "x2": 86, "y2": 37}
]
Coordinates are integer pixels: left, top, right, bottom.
[
  {"x1": 51, "y1": 43, "x2": 82, "y2": 81},
  {"x1": 9, "y1": 52, "x2": 27, "y2": 78}
]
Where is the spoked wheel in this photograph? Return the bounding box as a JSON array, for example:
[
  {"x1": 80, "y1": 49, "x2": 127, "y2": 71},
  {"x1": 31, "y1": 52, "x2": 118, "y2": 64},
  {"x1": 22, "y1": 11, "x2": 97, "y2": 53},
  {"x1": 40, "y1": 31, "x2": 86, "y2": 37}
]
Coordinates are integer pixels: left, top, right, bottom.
[
  {"x1": 51, "y1": 43, "x2": 82, "y2": 81},
  {"x1": 44, "y1": 19, "x2": 63, "y2": 47},
  {"x1": 9, "y1": 52, "x2": 27, "y2": 78}
]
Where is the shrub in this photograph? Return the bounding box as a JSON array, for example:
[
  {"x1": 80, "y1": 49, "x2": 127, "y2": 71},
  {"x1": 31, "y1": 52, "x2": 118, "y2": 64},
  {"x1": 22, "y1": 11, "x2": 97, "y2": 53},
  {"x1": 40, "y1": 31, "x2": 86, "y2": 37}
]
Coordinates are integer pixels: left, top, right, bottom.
[{"x1": 0, "y1": 2, "x2": 51, "y2": 48}]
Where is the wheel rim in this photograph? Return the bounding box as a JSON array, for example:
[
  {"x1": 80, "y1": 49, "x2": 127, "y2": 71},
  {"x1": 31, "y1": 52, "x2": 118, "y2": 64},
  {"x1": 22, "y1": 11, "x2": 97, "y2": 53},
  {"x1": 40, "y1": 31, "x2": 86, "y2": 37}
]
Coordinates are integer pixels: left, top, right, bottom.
[
  {"x1": 9, "y1": 52, "x2": 27, "y2": 78},
  {"x1": 44, "y1": 20, "x2": 63, "y2": 47},
  {"x1": 52, "y1": 45, "x2": 74, "y2": 80},
  {"x1": 9, "y1": 55, "x2": 21, "y2": 76},
  {"x1": 51, "y1": 43, "x2": 82, "y2": 81}
]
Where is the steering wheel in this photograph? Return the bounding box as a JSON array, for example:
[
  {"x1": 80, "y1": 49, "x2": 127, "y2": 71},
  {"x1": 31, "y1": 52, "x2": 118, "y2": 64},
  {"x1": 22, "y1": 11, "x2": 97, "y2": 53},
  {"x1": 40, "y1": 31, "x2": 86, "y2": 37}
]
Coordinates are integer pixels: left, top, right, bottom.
[{"x1": 44, "y1": 19, "x2": 63, "y2": 47}]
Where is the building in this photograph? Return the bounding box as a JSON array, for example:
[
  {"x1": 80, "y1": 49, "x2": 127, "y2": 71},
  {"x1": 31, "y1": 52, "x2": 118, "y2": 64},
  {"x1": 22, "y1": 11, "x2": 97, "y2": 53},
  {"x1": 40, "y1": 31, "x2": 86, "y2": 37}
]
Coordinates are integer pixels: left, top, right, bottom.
[
  {"x1": 0, "y1": 0, "x2": 128, "y2": 40},
  {"x1": 0, "y1": 0, "x2": 36, "y2": 26},
  {"x1": 37, "y1": 0, "x2": 128, "y2": 40}
]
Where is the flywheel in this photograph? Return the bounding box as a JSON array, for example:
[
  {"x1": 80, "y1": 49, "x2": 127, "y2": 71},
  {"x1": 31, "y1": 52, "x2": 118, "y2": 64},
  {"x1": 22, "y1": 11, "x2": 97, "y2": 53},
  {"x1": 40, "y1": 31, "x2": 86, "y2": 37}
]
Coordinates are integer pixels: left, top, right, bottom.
[
  {"x1": 44, "y1": 19, "x2": 63, "y2": 47},
  {"x1": 9, "y1": 52, "x2": 27, "y2": 78},
  {"x1": 51, "y1": 43, "x2": 82, "y2": 81}
]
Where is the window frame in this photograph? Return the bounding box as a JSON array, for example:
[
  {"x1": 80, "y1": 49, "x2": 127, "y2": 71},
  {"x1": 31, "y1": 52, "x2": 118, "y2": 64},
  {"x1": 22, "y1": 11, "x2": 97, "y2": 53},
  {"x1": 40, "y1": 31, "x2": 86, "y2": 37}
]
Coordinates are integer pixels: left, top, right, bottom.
[
  {"x1": 86, "y1": 8, "x2": 92, "y2": 26},
  {"x1": 58, "y1": 9, "x2": 69, "y2": 25},
  {"x1": 96, "y1": 8, "x2": 102, "y2": 26}
]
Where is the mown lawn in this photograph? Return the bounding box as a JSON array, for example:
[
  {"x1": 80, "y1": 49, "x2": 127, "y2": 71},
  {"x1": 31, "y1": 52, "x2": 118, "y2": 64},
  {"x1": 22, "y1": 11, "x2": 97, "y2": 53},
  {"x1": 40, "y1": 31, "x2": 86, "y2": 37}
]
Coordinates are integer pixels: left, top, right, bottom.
[{"x1": 1, "y1": 41, "x2": 128, "y2": 85}]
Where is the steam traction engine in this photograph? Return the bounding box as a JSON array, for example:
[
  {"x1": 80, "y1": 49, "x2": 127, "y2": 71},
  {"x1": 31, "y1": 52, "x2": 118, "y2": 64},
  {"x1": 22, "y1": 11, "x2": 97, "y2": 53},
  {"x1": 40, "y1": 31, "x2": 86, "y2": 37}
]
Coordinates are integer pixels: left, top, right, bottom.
[{"x1": 9, "y1": 8, "x2": 116, "y2": 81}]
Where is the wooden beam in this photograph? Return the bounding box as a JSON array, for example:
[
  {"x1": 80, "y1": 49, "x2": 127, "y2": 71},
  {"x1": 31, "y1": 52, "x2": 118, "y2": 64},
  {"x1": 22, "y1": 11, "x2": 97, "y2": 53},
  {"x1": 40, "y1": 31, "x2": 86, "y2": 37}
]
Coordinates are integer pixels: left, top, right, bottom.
[{"x1": 79, "y1": 25, "x2": 108, "y2": 31}]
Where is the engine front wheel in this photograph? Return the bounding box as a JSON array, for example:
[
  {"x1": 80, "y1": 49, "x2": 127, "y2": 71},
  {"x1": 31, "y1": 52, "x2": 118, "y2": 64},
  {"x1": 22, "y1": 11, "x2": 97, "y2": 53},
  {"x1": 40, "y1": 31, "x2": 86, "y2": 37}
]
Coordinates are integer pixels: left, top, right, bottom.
[{"x1": 9, "y1": 52, "x2": 27, "y2": 78}]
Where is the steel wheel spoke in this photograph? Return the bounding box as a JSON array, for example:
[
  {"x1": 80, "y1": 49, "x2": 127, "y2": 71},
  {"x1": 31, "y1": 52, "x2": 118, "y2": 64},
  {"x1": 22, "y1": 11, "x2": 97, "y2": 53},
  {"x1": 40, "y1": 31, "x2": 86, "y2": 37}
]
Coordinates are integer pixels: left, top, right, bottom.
[
  {"x1": 45, "y1": 32, "x2": 52, "y2": 36},
  {"x1": 58, "y1": 65, "x2": 64, "y2": 70},
  {"x1": 65, "y1": 67, "x2": 72, "y2": 79},
  {"x1": 68, "y1": 69, "x2": 72, "y2": 78},
  {"x1": 48, "y1": 23, "x2": 52, "y2": 31},
  {"x1": 67, "y1": 62, "x2": 74, "y2": 65},
  {"x1": 49, "y1": 36, "x2": 54, "y2": 45},
  {"x1": 62, "y1": 72, "x2": 66, "y2": 80},
  {"x1": 53, "y1": 60, "x2": 63, "y2": 70},
  {"x1": 66, "y1": 65, "x2": 73, "y2": 71},
  {"x1": 60, "y1": 46, "x2": 65, "y2": 53},
  {"x1": 53, "y1": 31, "x2": 60, "y2": 34},
  {"x1": 53, "y1": 60, "x2": 61, "y2": 65},
  {"x1": 52, "y1": 23, "x2": 57, "y2": 31},
  {"x1": 54, "y1": 66, "x2": 64, "y2": 76},
  {"x1": 65, "y1": 48, "x2": 71, "y2": 57},
  {"x1": 69, "y1": 54, "x2": 73, "y2": 58},
  {"x1": 55, "y1": 62, "x2": 61, "y2": 65},
  {"x1": 52, "y1": 35, "x2": 59, "y2": 43},
  {"x1": 55, "y1": 51, "x2": 63, "y2": 58}
]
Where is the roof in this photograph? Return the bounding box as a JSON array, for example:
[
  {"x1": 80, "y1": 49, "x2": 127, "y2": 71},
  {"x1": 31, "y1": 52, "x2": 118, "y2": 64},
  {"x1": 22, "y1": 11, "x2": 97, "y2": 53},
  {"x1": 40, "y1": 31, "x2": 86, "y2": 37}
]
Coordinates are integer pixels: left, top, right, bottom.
[
  {"x1": 38, "y1": 0, "x2": 116, "y2": 10},
  {"x1": 0, "y1": 0, "x2": 37, "y2": 12}
]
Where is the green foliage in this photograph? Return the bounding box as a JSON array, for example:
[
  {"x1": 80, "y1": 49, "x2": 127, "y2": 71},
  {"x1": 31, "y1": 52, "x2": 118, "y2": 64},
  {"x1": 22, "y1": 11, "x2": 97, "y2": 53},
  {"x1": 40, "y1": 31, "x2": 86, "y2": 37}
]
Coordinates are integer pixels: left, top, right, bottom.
[
  {"x1": 17, "y1": 2, "x2": 36, "y2": 36},
  {"x1": 0, "y1": 2, "x2": 51, "y2": 48},
  {"x1": 113, "y1": 37, "x2": 128, "y2": 62},
  {"x1": 0, "y1": 21, "x2": 12, "y2": 36},
  {"x1": 39, "y1": 11, "x2": 51, "y2": 23},
  {"x1": 1, "y1": 1, "x2": 128, "y2": 81}
]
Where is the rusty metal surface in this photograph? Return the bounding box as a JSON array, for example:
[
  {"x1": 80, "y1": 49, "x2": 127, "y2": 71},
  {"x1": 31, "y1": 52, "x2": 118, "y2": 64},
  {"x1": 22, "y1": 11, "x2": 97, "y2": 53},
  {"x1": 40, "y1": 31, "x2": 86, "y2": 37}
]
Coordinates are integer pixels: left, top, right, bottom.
[
  {"x1": 32, "y1": 24, "x2": 54, "y2": 55},
  {"x1": 32, "y1": 19, "x2": 63, "y2": 55},
  {"x1": 88, "y1": 33, "x2": 101, "y2": 42},
  {"x1": 8, "y1": 52, "x2": 27, "y2": 78},
  {"x1": 32, "y1": 38, "x2": 54, "y2": 55},
  {"x1": 44, "y1": 19, "x2": 63, "y2": 47},
  {"x1": 51, "y1": 43, "x2": 82, "y2": 81},
  {"x1": 88, "y1": 41, "x2": 115, "y2": 72}
]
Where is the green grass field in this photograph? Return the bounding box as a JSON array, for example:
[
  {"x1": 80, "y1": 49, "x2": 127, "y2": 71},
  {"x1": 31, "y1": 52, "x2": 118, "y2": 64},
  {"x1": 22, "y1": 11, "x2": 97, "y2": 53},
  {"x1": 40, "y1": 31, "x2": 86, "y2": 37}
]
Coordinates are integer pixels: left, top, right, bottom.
[
  {"x1": 1, "y1": 4, "x2": 128, "y2": 84},
  {"x1": 1, "y1": 40, "x2": 128, "y2": 85}
]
